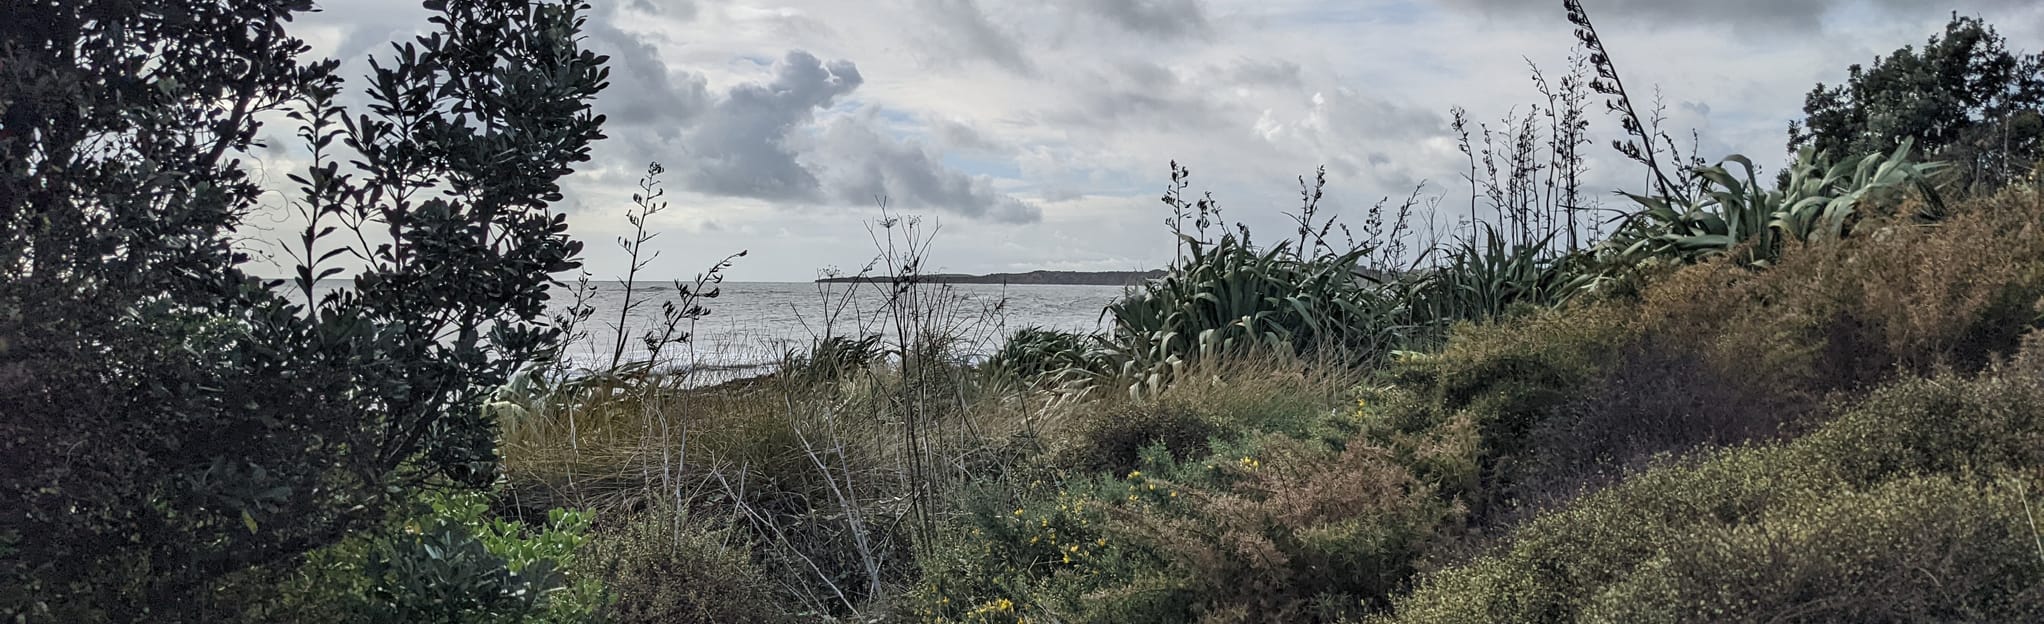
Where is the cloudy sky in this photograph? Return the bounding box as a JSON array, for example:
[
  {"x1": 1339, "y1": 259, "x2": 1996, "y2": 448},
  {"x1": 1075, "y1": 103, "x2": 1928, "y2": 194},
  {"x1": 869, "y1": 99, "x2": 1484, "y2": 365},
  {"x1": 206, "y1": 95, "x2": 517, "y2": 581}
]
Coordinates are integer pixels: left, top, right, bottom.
[{"x1": 257, "y1": 0, "x2": 2044, "y2": 282}]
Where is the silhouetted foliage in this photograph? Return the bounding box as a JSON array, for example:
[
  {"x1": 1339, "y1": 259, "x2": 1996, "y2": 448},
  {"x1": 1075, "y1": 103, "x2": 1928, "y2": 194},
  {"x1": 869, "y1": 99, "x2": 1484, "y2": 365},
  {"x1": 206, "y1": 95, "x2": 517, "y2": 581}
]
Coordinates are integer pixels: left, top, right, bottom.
[{"x1": 0, "y1": 0, "x2": 608, "y2": 619}]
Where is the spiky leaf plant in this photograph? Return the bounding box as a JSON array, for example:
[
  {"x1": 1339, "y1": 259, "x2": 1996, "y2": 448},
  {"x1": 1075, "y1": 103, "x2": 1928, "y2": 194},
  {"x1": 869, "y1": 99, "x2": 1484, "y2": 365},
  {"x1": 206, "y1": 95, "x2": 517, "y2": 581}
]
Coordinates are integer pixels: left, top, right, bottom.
[{"x1": 1602, "y1": 139, "x2": 1946, "y2": 269}]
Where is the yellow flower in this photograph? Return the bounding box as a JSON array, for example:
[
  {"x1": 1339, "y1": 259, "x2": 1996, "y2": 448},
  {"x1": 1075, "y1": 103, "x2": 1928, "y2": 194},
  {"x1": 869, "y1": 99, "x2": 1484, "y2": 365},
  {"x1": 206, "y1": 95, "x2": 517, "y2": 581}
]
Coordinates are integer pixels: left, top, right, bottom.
[
  {"x1": 1127, "y1": 470, "x2": 1141, "y2": 479},
  {"x1": 1239, "y1": 456, "x2": 1260, "y2": 470}
]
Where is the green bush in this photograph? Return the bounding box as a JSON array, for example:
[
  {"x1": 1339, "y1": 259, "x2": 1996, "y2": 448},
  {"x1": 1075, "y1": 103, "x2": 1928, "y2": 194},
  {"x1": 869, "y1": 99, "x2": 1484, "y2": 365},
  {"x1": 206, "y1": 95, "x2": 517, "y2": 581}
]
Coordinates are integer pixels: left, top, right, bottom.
[
  {"x1": 585, "y1": 512, "x2": 790, "y2": 624},
  {"x1": 1383, "y1": 349, "x2": 2044, "y2": 624},
  {"x1": 1, "y1": 1, "x2": 607, "y2": 618},
  {"x1": 1363, "y1": 302, "x2": 1635, "y2": 518},
  {"x1": 1580, "y1": 476, "x2": 2044, "y2": 623},
  {"x1": 917, "y1": 359, "x2": 1443, "y2": 623},
  {"x1": 260, "y1": 489, "x2": 604, "y2": 624},
  {"x1": 1059, "y1": 403, "x2": 1220, "y2": 476},
  {"x1": 1367, "y1": 190, "x2": 2044, "y2": 521}
]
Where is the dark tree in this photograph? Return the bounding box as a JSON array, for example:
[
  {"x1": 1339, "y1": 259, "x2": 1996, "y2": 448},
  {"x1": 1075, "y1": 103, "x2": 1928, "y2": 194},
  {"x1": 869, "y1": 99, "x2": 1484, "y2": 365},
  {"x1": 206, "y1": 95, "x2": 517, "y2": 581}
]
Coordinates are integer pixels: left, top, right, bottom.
[
  {"x1": 1790, "y1": 14, "x2": 2044, "y2": 192},
  {"x1": 0, "y1": 0, "x2": 608, "y2": 620}
]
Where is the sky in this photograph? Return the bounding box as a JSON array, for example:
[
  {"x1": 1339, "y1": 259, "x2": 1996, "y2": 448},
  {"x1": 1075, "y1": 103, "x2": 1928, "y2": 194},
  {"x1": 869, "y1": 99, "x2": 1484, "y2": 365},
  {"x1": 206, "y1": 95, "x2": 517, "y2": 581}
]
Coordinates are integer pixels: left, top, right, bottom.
[{"x1": 248, "y1": 0, "x2": 2044, "y2": 282}]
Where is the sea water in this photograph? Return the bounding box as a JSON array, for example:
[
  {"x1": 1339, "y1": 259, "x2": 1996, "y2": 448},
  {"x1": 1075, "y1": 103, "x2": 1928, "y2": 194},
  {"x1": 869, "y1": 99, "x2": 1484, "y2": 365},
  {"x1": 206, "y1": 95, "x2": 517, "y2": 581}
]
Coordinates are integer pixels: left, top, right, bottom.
[{"x1": 305, "y1": 280, "x2": 1130, "y2": 377}]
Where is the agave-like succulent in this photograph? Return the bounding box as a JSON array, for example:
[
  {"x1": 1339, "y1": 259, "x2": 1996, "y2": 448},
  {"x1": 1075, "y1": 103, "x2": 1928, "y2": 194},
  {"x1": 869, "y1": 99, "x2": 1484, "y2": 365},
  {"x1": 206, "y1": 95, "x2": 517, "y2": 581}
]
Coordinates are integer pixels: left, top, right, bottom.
[
  {"x1": 1085, "y1": 233, "x2": 1402, "y2": 396},
  {"x1": 1397, "y1": 224, "x2": 1583, "y2": 331},
  {"x1": 1602, "y1": 139, "x2": 1946, "y2": 269}
]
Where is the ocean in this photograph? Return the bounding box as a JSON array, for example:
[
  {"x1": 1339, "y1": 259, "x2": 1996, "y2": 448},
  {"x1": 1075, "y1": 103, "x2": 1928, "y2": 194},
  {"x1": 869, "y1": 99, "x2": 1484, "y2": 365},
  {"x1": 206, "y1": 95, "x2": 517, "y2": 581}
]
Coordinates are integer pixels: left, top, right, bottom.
[{"x1": 308, "y1": 280, "x2": 1131, "y2": 376}]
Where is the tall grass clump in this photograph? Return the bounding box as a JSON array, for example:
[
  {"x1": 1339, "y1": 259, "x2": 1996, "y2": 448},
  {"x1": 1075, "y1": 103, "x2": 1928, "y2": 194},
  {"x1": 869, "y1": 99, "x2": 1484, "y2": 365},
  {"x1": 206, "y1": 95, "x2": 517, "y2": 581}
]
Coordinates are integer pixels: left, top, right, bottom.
[{"x1": 493, "y1": 175, "x2": 1050, "y2": 619}]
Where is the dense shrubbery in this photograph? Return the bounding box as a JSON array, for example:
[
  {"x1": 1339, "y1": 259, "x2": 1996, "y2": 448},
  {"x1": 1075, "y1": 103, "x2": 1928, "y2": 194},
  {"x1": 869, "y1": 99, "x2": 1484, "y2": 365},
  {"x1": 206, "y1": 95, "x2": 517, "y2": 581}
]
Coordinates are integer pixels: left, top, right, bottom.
[
  {"x1": 1385, "y1": 340, "x2": 2044, "y2": 623},
  {"x1": 913, "y1": 359, "x2": 1443, "y2": 623},
  {"x1": 918, "y1": 186, "x2": 2044, "y2": 622}
]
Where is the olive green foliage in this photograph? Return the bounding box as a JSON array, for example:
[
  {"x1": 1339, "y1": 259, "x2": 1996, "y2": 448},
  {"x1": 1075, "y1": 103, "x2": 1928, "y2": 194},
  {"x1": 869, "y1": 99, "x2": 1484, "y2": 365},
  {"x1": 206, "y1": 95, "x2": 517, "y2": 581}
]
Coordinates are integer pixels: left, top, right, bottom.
[
  {"x1": 1386, "y1": 346, "x2": 2044, "y2": 623},
  {"x1": 1058, "y1": 402, "x2": 1221, "y2": 476},
  {"x1": 0, "y1": 1, "x2": 608, "y2": 619},
  {"x1": 1374, "y1": 188, "x2": 2044, "y2": 521},
  {"x1": 584, "y1": 511, "x2": 790, "y2": 624},
  {"x1": 1793, "y1": 14, "x2": 2044, "y2": 193},
  {"x1": 912, "y1": 361, "x2": 1459, "y2": 623}
]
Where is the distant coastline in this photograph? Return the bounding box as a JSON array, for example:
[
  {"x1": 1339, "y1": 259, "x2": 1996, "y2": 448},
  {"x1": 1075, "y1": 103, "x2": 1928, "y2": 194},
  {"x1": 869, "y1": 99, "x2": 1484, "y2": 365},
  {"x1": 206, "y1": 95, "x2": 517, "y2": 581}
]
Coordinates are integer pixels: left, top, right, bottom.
[{"x1": 815, "y1": 269, "x2": 1163, "y2": 286}]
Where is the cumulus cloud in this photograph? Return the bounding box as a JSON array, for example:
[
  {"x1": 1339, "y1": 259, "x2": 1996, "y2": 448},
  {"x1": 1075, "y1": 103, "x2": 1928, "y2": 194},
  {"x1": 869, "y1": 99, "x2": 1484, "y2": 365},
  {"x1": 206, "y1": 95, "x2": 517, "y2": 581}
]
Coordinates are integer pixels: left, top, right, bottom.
[
  {"x1": 613, "y1": 51, "x2": 1047, "y2": 223},
  {"x1": 673, "y1": 51, "x2": 862, "y2": 200},
  {"x1": 583, "y1": 4, "x2": 710, "y2": 128}
]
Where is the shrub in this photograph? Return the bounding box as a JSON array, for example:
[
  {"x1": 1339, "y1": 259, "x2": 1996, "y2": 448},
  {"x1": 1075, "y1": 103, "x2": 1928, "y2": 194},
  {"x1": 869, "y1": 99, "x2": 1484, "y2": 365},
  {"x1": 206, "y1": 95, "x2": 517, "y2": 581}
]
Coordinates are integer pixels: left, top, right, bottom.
[
  {"x1": 584, "y1": 512, "x2": 790, "y2": 624},
  {"x1": 1369, "y1": 190, "x2": 2044, "y2": 522},
  {"x1": 1117, "y1": 436, "x2": 1457, "y2": 622},
  {"x1": 1514, "y1": 342, "x2": 1805, "y2": 511},
  {"x1": 1579, "y1": 476, "x2": 2044, "y2": 623},
  {"x1": 918, "y1": 359, "x2": 1439, "y2": 623},
  {"x1": 1, "y1": 1, "x2": 607, "y2": 618},
  {"x1": 256, "y1": 489, "x2": 604, "y2": 624},
  {"x1": 1364, "y1": 301, "x2": 1635, "y2": 518},
  {"x1": 1059, "y1": 403, "x2": 1220, "y2": 476},
  {"x1": 1382, "y1": 344, "x2": 2044, "y2": 624}
]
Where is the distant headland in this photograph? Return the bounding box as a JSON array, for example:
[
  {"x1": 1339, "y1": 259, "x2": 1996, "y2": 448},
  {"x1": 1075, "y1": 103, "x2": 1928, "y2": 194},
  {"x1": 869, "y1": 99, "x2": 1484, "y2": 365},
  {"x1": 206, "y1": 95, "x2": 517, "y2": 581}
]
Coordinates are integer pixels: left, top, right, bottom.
[{"x1": 815, "y1": 269, "x2": 1164, "y2": 286}]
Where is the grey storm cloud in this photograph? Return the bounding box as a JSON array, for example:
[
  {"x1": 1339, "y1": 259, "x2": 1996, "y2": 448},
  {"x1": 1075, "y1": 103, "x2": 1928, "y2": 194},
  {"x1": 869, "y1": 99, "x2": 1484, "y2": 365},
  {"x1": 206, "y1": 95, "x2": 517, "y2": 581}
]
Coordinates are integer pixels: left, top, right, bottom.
[
  {"x1": 812, "y1": 119, "x2": 1043, "y2": 223},
  {"x1": 583, "y1": 4, "x2": 710, "y2": 128},
  {"x1": 639, "y1": 51, "x2": 1043, "y2": 223},
  {"x1": 676, "y1": 51, "x2": 863, "y2": 201},
  {"x1": 1065, "y1": 0, "x2": 1211, "y2": 39},
  {"x1": 302, "y1": 1, "x2": 1040, "y2": 224}
]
